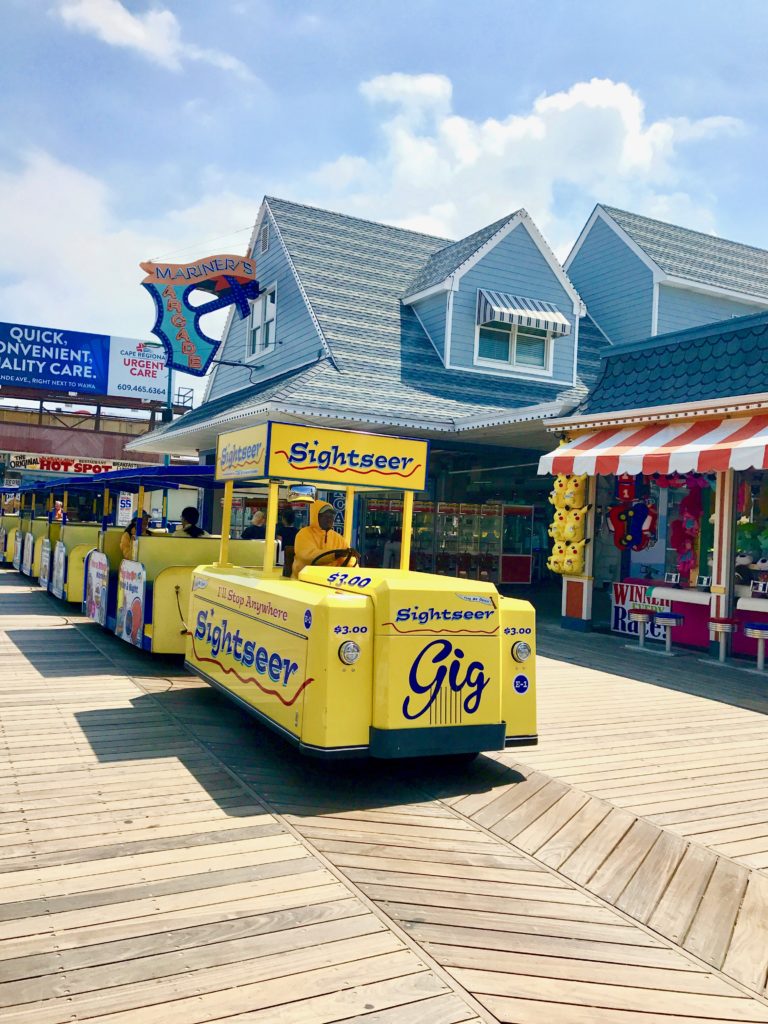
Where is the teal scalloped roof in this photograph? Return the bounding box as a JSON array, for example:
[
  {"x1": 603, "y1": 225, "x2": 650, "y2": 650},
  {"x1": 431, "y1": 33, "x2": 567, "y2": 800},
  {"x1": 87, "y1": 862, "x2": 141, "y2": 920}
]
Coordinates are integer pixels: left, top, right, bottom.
[
  {"x1": 579, "y1": 310, "x2": 768, "y2": 415},
  {"x1": 604, "y1": 206, "x2": 768, "y2": 298}
]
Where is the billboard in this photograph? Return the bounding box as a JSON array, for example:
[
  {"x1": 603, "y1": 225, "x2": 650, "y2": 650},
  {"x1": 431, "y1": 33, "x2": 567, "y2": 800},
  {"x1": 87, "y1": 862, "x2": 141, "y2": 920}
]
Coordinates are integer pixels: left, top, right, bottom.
[
  {"x1": 5, "y1": 452, "x2": 144, "y2": 475},
  {"x1": 0, "y1": 322, "x2": 169, "y2": 401}
]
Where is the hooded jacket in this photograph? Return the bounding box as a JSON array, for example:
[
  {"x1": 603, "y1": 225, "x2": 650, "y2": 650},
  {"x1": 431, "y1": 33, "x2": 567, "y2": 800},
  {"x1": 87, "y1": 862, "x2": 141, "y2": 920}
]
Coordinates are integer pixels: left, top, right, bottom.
[{"x1": 292, "y1": 501, "x2": 346, "y2": 578}]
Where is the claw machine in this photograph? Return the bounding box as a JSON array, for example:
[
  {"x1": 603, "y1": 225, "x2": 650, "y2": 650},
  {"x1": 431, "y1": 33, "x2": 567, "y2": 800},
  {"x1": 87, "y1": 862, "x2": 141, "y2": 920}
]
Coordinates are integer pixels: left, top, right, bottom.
[{"x1": 501, "y1": 505, "x2": 534, "y2": 584}]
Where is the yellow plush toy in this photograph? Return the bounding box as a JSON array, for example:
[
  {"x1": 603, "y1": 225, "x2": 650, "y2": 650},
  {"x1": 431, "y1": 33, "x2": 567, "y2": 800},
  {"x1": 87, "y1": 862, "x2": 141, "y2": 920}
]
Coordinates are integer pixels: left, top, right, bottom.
[
  {"x1": 548, "y1": 473, "x2": 588, "y2": 510},
  {"x1": 562, "y1": 539, "x2": 587, "y2": 575},
  {"x1": 547, "y1": 541, "x2": 566, "y2": 574},
  {"x1": 563, "y1": 506, "x2": 588, "y2": 543},
  {"x1": 563, "y1": 474, "x2": 588, "y2": 508},
  {"x1": 548, "y1": 508, "x2": 568, "y2": 542}
]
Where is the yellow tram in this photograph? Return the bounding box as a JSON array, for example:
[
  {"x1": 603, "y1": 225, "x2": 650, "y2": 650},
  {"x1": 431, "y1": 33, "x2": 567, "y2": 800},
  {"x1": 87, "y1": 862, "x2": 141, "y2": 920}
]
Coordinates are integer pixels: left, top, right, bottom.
[{"x1": 185, "y1": 421, "x2": 538, "y2": 759}]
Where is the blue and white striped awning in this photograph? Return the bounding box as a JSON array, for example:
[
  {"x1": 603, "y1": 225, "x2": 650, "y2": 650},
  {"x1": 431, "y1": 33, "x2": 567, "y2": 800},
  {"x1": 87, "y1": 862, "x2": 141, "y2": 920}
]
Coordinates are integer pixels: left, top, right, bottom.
[{"x1": 477, "y1": 290, "x2": 571, "y2": 336}]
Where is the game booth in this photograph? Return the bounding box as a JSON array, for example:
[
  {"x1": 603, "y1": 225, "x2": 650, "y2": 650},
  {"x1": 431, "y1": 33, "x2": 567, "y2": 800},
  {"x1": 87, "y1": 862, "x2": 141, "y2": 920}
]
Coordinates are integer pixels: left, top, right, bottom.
[{"x1": 538, "y1": 413, "x2": 768, "y2": 666}]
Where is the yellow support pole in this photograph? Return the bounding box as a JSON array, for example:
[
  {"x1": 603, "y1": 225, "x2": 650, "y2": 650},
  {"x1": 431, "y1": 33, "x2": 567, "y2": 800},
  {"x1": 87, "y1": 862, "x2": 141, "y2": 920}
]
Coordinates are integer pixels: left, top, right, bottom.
[
  {"x1": 399, "y1": 490, "x2": 414, "y2": 571},
  {"x1": 103, "y1": 488, "x2": 110, "y2": 519},
  {"x1": 263, "y1": 481, "x2": 280, "y2": 575},
  {"x1": 216, "y1": 480, "x2": 234, "y2": 567},
  {"x1": 343, "y1": 487, "x2": 355, "y2": 546},
  {"x1": 137, "y1": 485, "x2": 145, "y2": 516},
  {"x1": 62, "y1": 490, "x2": 68, "y2": 514},
  {"x1": 46, "y1": 494, "x2": 53, "y2": 513}
]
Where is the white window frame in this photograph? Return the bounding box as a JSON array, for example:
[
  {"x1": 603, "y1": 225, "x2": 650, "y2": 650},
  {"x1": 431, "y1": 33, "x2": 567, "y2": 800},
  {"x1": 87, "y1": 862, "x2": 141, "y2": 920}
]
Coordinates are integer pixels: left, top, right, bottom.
[
  {"x1": 246, "y1": 283, "x2": 277, "y2": 361},
  {"x1": 473, "y1": 320, "x2": 554, "y2": 376}
]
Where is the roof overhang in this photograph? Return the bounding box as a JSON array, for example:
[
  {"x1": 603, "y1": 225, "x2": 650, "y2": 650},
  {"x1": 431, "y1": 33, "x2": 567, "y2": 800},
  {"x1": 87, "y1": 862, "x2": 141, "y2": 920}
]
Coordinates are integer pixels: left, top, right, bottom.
[
  {"x1": 545, "y1": 391, "x2": 768, "y2": 435},
  {"x1": 127, "y1": 395, "x2": 579, "y2": 457}
]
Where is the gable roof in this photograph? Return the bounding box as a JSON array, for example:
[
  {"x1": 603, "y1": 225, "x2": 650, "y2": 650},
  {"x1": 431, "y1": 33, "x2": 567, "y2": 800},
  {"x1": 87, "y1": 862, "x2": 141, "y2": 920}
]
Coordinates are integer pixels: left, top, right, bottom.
[
  {"x1": 601, "y1": 206, "x2": 768, "y2": 300},
  {"x1": 578, "y1": 310, "x2": 768, "y2": 416},
  {"x1": 404, "y1": 214, "x2": 513, "y2": 296},
  {"x1": 130, "y1": 197, "x2": 601, "y2": 453}
]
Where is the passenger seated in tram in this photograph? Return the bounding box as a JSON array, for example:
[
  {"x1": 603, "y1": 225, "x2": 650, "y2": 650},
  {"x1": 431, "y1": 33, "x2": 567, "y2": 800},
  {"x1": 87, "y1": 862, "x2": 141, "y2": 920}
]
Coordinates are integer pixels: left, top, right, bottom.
[
  {"x1": 241, "y1": 509, "x2": 266, "y2": 539},
  {"x1": 179, "y1": 506, "x2": 208, "y2": 538},
  {"x1": 121, "y1": 512, "x2": 150, "y2": 558},
  {"x1": 277, "y1": 508, "x2": 297, "y2": 577},
  {"x1": 292, "y1": 501, "x2": 349, "y2": 578}
]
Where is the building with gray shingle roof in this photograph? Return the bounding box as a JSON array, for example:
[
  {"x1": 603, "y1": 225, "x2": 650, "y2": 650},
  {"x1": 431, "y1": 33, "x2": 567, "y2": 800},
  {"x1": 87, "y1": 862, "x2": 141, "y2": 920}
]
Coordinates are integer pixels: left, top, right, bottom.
[
  {"x1": 130, "y1": 197, "x2": 598, "y2": 457},
  {"x1": 566, "y1": 205, "x2": 768, "y2": 346}
]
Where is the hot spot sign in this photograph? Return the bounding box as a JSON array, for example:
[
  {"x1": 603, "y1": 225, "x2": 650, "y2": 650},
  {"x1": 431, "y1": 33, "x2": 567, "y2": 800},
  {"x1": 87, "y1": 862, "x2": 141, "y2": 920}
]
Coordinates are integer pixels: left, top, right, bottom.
[{"x1": 215, "y1": 422, "x2": 429, "y2": 491}]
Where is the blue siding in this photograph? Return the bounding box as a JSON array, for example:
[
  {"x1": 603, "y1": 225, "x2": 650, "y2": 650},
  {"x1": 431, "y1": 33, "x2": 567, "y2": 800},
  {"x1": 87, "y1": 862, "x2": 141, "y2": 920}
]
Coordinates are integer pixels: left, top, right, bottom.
[
  {"x1": 567, "y1": 216, "x2": 654, "y2": 345},
  {"x1": 411, "y1": 292, "x2": 447, "y2": 359},
  {"x1": 449, "y1": 222, "x2": 576, "y2": 381},
  {"x1": 657, "y1": 285, "x2": 767, "y2": 335},
  {"x1": 208, "y1": 209, "x2": 323, "y2": 400}
]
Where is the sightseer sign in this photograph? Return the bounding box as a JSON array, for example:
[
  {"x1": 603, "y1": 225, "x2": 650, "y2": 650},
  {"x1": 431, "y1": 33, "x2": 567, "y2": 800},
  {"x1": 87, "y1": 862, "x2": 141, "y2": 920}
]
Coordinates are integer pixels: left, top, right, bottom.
[{"x1": 215, "y1": 422, "x2": 429, "y2": 491}]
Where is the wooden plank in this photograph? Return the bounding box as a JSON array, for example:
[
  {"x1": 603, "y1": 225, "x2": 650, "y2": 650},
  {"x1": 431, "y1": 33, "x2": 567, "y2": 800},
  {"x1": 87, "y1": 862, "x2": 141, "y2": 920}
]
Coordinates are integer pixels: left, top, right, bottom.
[
  {"x1": 684, "y1": 857, "x2": 750, "y2": 969},
  {"x1": 723, "y1": 872, "x2": 768, "y2": 991},
  {"x1": 512, "y1": 789, "x2": 590, "y2": 855},
  {"x1": 614, "y1": 830, "x2": 687, "y2": 924},
  {"x1": 558, "y1": 808, "x2": 636, "y2": 886},
  {"x1": 647, "y1": 841, "x2": 717, "y2": 943},
  {"x1": 429, "y1": 945, "x2": 729, "y2": 994},
  {"x1": 482, "y1": 993, "x2": 768, "y2": 1024},
  {"x1": 202, "y1": 973, "x2": 455, "y2": 1024},
  {"x1": 451, "y1": 967, "x2": 768, "y2": 1020},
  {"x1": 8, "y1": 949, "x2": 425, "y2": 1024},
  {"x1": 588, "y1": 819, "x2": 661, "y2": 903},
  {"x1": 534, "y1": 797, "x2": 612, "y2": 870},
  {"x1": 491, "y1": 780, "x2": 571, "y2": 843},
  {"x1": 471, "y1": 773, "x2": 549, "y2": 830}
]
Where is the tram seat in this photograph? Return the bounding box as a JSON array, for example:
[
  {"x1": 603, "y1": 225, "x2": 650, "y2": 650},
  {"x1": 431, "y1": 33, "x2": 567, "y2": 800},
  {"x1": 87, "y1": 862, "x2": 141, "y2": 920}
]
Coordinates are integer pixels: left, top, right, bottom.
[
  {"x1": 52, "y1": 524, "x2": 103, "y2": 600},
  {"x1": 130, "y1": 537, "x2": 269, "y2": 654}
]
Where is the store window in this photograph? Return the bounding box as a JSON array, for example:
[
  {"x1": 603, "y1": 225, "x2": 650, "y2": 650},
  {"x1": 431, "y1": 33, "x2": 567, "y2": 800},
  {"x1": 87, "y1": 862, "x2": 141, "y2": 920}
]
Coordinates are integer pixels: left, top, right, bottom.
[
  {"x1": 247, "y1": 286, "x2": 277, "y2": 359},
  {"x1": 593, "y1": 472, "x2": 717, "y2": 588},
  {"x1": 734, "y1": 470, "x2": 768, "y2": 594},
  {"x1": 476, "y1": 321, "x2": 552, "y2": 373}
]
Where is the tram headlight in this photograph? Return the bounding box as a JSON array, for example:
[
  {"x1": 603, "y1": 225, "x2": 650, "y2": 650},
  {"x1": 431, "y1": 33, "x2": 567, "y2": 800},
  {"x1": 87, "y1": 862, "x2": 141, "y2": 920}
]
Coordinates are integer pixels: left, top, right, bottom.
[
  {"x1": 511, "y1": 640, "x2": 532, "y2": 663},
  {"x1": 338, "y1": 640, "x2": 361, "y2": 665}
]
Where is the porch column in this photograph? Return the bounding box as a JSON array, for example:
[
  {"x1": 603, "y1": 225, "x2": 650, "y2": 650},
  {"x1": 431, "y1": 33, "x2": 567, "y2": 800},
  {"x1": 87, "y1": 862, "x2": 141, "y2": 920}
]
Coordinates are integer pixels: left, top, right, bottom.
[
  {"x1": 709, "y1": 469, "x2": 735, "y2": 633},
  {"x1": 560, "y1": 475, "x2": 597, "y2": 631}
]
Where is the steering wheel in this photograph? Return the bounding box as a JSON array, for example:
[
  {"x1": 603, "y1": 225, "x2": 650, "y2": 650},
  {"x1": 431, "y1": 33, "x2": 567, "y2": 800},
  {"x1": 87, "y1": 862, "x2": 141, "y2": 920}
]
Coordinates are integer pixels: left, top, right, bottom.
[{"x1": 310, "y1": 548, "x2": 361, "y2": 568}]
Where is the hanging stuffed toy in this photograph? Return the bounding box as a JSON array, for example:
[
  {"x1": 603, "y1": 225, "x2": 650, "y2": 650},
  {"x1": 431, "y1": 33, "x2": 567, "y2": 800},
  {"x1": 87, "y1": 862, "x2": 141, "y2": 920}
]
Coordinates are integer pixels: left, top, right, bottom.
[
  {"x1": 548, "y1": 508, "x2": 568, "y2": 542},
  {"x1": 669, "y1": 487, "x2": 703, "y2": 578},
  {"x1": 563, "y1": 506, "x2": 589, "y2": 543},
  {"x1": 547, "y1": 541, "x2": 567, "y2": 574},
  {"x1": 562, "y1": 539, "x2": 589, "y2": 575}
]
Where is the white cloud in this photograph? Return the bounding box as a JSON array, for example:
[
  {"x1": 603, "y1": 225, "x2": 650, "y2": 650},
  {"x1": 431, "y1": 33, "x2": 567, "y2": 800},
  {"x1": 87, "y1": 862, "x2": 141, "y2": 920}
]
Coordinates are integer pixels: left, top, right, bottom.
[
  {"x1": 0, "y1": 150, "x2": 256, "y2": 343},
  {"x1": 56, "y1": 0, "x2": 255, "y2": 80},
  {"x1": 0, "y1": 75, "x2": 744, "y2": 383},
  {"x1": 311, "y1": 74, "x2": 743, "y2": 255}
]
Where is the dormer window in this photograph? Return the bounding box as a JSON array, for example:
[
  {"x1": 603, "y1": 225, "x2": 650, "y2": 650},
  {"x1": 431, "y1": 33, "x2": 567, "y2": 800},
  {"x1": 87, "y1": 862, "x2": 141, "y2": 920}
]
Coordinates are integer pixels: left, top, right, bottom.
[
  {"x1": 477, "y1": 322, "x2": 552, "y2": 372},
  {"x1": 474, "y1": 289, "x2": 570, "y2": 376}
]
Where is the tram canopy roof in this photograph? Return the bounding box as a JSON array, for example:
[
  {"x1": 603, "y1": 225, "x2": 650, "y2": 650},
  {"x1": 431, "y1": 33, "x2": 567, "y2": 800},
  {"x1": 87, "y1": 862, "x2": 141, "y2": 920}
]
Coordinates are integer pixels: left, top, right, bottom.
[
  {"x1": 538, "y1": 414, "x2": 768, "y2": 477},
  {"x1": 14, "y1": 465, "x2": 257, "y2": 495}
]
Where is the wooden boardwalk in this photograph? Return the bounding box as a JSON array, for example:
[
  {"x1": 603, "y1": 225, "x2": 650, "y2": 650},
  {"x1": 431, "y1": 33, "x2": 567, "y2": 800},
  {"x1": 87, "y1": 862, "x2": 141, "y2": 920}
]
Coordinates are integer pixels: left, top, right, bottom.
[{"x1": 2, "y1": 571, "x2": 768, "y2": 1021}]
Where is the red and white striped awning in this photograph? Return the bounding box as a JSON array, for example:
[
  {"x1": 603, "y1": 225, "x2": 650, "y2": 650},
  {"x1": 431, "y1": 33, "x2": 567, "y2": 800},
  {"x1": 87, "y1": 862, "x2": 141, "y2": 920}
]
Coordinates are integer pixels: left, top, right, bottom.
[{"x1": 538, "y1": 415, "x2": 768, "y2": 476}]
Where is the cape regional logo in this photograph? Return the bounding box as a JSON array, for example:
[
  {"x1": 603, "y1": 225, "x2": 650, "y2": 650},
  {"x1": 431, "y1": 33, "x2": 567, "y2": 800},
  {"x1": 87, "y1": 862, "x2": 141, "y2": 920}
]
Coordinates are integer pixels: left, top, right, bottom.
[{"x1": 280, "y1": 439, "x2": 421, "y2": 480}]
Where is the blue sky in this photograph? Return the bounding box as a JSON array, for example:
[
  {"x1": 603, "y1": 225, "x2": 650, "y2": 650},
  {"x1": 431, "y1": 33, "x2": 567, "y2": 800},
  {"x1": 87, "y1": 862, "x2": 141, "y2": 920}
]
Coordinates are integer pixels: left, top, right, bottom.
[{"x1": 1, "y1": 0, "x2": 767, "y2": 352}]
